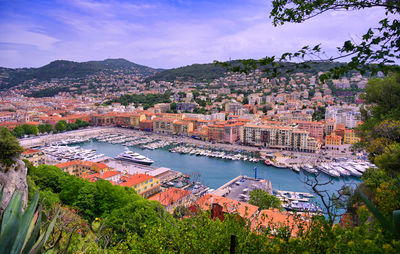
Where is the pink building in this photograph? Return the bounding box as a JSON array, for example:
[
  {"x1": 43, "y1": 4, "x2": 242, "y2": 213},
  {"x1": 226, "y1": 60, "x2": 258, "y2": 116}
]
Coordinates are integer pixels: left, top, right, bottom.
[
  {"x1": 223, "y1": 123, "x2": 244, "y2": 144},
  {"x1": 292, "y1": 120, "x2": 324, "y2": 142}
]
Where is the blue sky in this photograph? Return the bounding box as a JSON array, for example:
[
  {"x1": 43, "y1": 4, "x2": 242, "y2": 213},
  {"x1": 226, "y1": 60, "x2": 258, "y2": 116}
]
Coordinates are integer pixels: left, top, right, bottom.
[{"x1": 0, "y1": 0, "x2": 386, "y2": 69}]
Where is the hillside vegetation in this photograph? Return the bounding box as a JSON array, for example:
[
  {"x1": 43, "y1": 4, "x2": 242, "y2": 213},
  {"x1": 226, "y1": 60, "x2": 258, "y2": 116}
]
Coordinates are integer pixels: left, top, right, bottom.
[{"x1": 0, "y1": 58, "x2": 160, "y2": 89}]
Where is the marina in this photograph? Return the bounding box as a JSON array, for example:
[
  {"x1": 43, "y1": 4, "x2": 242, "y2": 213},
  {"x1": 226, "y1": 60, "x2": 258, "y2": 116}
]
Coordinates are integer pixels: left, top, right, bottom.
[
  {"x1": 43, "y1": 130, "x2": 373, "y2": 179},
  {"x1": 30, "y1": 128, "x2": 365, "y2": 213},
  {"x1": 71, "y1": 140, "x2": 362, "y2": 205}
]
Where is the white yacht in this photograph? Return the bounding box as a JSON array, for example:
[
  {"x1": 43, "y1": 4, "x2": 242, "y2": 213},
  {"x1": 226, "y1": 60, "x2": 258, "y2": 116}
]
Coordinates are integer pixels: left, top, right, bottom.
[{"x1": 116, "y1": 148, "x2": 154, "y2": 165}]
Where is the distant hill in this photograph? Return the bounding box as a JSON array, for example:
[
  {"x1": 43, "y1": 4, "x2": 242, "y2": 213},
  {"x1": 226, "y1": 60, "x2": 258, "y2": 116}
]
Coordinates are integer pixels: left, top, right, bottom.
[
  {"x1": 145, "y1": 63, "x2": 229, "y2": 83},
  {"x1": 0, "y1": 58, "x2": 161, "y2": 89},
  {"x1": 145, "y1": 61, "x2": 360, "y2": 84}
]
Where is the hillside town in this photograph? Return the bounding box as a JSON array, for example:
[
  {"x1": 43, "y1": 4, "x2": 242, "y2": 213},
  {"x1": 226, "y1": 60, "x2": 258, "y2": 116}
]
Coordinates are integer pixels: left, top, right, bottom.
[{"x1": 0, "y1": 70, "x2": 366, "y2": 152}]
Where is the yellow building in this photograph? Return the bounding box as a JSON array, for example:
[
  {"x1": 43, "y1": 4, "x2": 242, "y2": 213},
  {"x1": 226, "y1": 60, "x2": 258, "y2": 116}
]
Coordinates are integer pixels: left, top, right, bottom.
[
  {"x1": 21, "y1": 149, "x2": 46, "y2": 167},
  {"x1": 119, "y1": 174, "x2": 161, "y2": 198},
  {"x1": 116, "y1": 113, "x2": 146, "y2": 128},
  {"x1": 153, "y1": 118, "x2": 174, "y2": 134},
  {"x1": 325, "y1": 134, "x2": 342, "y2": 146},
  {"x1": 173, "y1": 121, "x2": 194, "y2": 136},
  {"x1": 344, "y1": 129, "x2": 361, "y2": 144},
  {"x1": 56, "y1": 160, "x2": 109, "y2": 177}
]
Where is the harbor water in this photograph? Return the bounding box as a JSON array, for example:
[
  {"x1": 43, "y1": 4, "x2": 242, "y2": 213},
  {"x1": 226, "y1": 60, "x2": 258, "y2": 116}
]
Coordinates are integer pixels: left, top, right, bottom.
[{"x1": 73, "y1": 141, "x2": 362, "y2": 198}]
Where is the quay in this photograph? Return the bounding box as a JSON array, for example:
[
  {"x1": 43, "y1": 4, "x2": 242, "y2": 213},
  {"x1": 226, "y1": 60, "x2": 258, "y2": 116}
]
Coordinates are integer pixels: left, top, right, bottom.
[{"x1": 212, "y1": 175, "x2": 272, "y2": 202}]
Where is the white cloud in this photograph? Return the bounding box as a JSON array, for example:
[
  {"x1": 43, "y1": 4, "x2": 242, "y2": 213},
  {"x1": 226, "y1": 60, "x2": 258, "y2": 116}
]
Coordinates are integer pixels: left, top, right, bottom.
[
  {"x1": 0, "y1": 1, "x2": 390, "y2": 68},
  {"x1": 0, "y1": 24, "x2": 59, "y2": 51}
]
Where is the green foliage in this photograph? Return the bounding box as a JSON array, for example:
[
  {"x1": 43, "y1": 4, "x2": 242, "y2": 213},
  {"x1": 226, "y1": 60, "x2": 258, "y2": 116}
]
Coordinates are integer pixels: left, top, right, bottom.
[
  {"x1": 312, "y1": 106, "x2": 326, "y2": 121},
  {"x1": 248, "y1": 189, "x2": 281, "y2": 210},
  {"x1": 0, "y1": 128, "x2": 23, "y2": 168},
  {"x1": 21, "y1": 124, "x2": 38, "y2": 136},
  {"x1": 374, "y1": 143, "x2": 400, "y2": 175},
  {"x1": 26, "y1": 162, "x2": 400, "y2": 252},
  {"x1": 146, "y1": 63, "x2": 228, "y2": 83},
  {"x1": 358, "y1": 189, "x2": 400, "y2": 239},
  {"x1": 28, "y1": 165, "x2": 162, "y2": 241},
  {"x1": 11, "y1": 126, "x2": 24, "y2": 138},
  {"x1": 110, "y1": 210, "x2": 400, "y2": 253},
  {"x1": 55, "y1": 121, "x2": 66, "y2": 133},
  {"x1": 0, "y1": 189, "x2": 58, "y2": 254},
  {"x1": 37, "y1": 124, "x2": 53, "y2": 134},
  {"x1": 362, "y1": 168, "x2": 391, "y2": 189},
  {"x1": 106, "y1": 92, "x2": 171, "y2": 108}
]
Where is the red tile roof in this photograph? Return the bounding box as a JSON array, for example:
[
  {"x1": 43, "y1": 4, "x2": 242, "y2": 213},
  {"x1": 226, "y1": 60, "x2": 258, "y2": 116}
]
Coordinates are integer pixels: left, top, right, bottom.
[
  {"x1": 119, "y1": 174, "x2": 153, "y2": 187},
  {"x1": 149, "y1": 187, "x2": 191, "y2": 206},
  {"x1": 22, "y1": 149, "x2": 41, "y2": 155}
]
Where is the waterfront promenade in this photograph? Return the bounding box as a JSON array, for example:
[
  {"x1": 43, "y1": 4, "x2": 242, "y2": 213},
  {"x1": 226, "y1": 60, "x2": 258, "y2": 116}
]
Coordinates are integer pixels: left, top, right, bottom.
[{"x1": 20, "y1": 126, "x2": 361, "y2": 166}]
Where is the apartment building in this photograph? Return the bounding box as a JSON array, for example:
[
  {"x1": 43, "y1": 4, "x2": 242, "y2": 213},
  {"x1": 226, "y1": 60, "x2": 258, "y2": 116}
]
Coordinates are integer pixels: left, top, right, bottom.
[
  {"x1": 115, "y1": 113, "x2": 146, "y2": 128},
  {"x1": 172, "y1": 121, "x2": 194, "y2": 136},
  {"x1": 325, "y1": 134, "x2": 342, "y2": 146},
  {"x1": 325, "y1": 105, "x2": 361, "y2": 129},
  {"x1": 91, "y1": 112, "x2": 116, "y2": 126},
  {"x1": 276, "y1": 112, "x2": 312, "y2": 122},
  {"x1": 56, "y1": 160, "x2": 109, "y2": 177},
  {"x1": 21, "y1": 149, "x2": 46, "y2": 167},
  {"x1": 344, "y1": 129, "x2": 361, "y2": 144},
  {"x1": 149, "y1": 187, "x2": 193, "y2": 213},
  {"x1": 324, "y1": 118, "x2": 336, "y2": 135},
  {"x1": 240, "y1": 124, "x2": 321, "y2": 152},
  {"x1": 153, "y1": 118, "x2": 174, "y2": 134},
  {"x1": 292, "y1": 120, "x2": 324, "y2": 141},
  {"x1": 225, "y1": 102, "x2": 243, "y2": 115},
  {"x1": 119, "y1": 174, "x2": 161, "y2": 198}
]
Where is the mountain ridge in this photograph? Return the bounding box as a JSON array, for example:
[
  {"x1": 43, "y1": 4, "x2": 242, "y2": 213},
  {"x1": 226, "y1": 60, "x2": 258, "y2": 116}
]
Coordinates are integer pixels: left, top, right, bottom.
[{"x1": 0, "y1": 58, "x2": 162, "y2": 89}]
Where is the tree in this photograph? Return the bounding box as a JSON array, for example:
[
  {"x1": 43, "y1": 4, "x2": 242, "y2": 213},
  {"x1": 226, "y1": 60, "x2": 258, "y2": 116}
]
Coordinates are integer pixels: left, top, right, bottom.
[
  {"x1": 0, "y1": 127, "x2": 24, "y2": 167},
  {"x1": 12, "y1": 126, "x2": 25, "y2": 138},
  {"x1": 44, "y1": 123, "x2": 54, "y2": 133},
  {"x1": 21, "y1": 124, "x2": 38, "y2": 136},
  {"x1": 362, "y1": 73, "x2": 400, "y2": 121},
  {"x1": 217, "y1": 0, "x2": 399, "y2": 79},
  {"x1": 312, "y1": 106, "x2": 326, "y2": 121},
  {"x1": 248, "y1": 189, "x2": 281, "y2": 210},
  {"x1": 55, "y1": 121, "x2": 66, "y2": 133},
  {"x1": 170, "y1": 102, "x2": 177, "y2": 113},
  {"x1": 38, "y1": 123, "x2": 53, "y2": 134}
]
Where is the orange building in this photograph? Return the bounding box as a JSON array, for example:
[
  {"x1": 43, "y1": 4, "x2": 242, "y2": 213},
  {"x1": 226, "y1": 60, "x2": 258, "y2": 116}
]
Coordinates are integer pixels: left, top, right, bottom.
[
  {"x1": 21, "y1": 149, "x2": 46, "y2": 167},
  {"x1": 119, "y1": 174, "x2": 161, "y2": 198},
  {"x1": 139, "y1": 119, "x2": 154, "y2": 131},
  {"x1": 149, "y1": 187, "x2": 193, "y2": 213},
  {"x1": 325, "y1": 134, "x2": 342, "y2": 146},
  {"x1": 208, "y1": 124, "x2": 225, "y2": 142},
  {"x1": 0, "y1": 121, "x2": 18, "y2": 130},
  {"x1": 253, "y1": 209, "x2": 310, "y2": 237},
  {"x1": 56, "y1": 160, "x2": 109, "y2": 177},
  {"x1": 194, "y1": 194, "x2": 259, "y2": 222}
]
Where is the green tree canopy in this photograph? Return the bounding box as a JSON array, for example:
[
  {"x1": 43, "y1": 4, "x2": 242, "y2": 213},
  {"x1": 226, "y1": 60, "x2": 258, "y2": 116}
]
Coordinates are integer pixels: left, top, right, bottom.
[
  {"x1": 12, "y1": 126, "x2": 25, "y2": 138},
  {"x1": 55, "y1": 121, "x2": 66, "y2": 133},
  {"x1": 248, "y1": 189, "x2": 281, "y2": 210},
  {"x1": 0, "y1": 127, "x2": 24, "y2": 167},
  {"x1": 38, "y1": 123, "x2": 53, "y2": 134}
]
